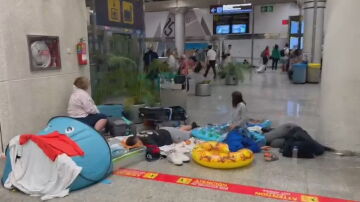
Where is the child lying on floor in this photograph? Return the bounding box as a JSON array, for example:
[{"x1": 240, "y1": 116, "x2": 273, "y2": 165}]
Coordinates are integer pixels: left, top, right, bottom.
[{"x1": 124, "y1": 123, "x2": 199, "y2": 166}]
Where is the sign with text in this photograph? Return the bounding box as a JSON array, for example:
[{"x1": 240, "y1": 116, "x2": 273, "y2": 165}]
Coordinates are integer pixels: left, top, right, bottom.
[
  {"x1": 210, "y1": 4, "x2": 252, "y2": 14},
  {"x1": 261, "y1": 5, "x2": 274, "y2": 13},
  {"x1": 96, "y1": 0, "x2": 144, "y2": 30}
]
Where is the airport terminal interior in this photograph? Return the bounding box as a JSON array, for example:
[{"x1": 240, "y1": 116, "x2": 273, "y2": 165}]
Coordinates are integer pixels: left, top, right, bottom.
[{"x1": 0, "y1": 0, "x2": 359, "y2": 201}]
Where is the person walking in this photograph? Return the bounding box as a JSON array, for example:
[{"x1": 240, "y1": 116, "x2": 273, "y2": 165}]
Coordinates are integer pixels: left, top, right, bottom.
[
  {"x1": 167, "y1": 49, "x2": 178, "y2": 73},
  {"x1": 143, "y1": 46, "x2": 159, "y2": 73},
  {"x1": 261, "y1": 46, "x2": 270, "y2": 70},
  {"x1": 280, "y1": 43, "x2": 290, "y2": 72},
  {"x1": 271, "y1": 44, "x2": 281, "y2": 70},
  {"x1": 204, "y1": 45, "x2": 217, "y2": 79}
]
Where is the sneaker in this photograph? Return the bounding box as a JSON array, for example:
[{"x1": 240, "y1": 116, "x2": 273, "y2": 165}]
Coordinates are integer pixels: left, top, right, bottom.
[
  {"x1": 167, "y1": 150, "x2": 183, "y2": 166},
  {"x1": 177, "y1": 152, "x2": 190, "y2": 163}
]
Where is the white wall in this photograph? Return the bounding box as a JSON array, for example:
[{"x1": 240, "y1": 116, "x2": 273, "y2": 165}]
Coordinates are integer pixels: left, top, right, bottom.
[
  {"x1": 253, "y1": 3, "x2": 299, "y2": 34},
  {"x1": 144, "y1": 8, "x2": 213, "y2": 38},
  {"x1": 0, "y1": 0, "x2": 90, "y2": 149},
  {"x1": 145, "y1": 11, "x2": 170, "y2": 38},
  {"x1": 320, "y1": 0, "x2": 360, "y2": 151}
]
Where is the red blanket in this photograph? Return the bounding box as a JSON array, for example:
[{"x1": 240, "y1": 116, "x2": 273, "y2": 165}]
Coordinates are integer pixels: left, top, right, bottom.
[{"x1": 20, "y1": 131, "x2": 84, "y2": 161}]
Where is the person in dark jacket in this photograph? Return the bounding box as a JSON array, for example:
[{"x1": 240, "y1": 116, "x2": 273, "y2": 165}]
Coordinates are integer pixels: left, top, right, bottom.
[
  {"x1": 143, "y1": 47, "x2": 159, "y2": 73},
  {"x1": 271, "y1": 44, "x2": 281, "y2": 70},
  {"x1": 264, "y1": 123, "x2": 332, "y2": 158}
]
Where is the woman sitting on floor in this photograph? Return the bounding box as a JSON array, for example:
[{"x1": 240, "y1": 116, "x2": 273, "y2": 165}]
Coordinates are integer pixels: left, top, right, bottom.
[
  {"x1": 229, "y1": 91, "x2": 248, "y2": 130},
  {"x1": 67, "y1": 77, "x2": 107, "y2": 131}
]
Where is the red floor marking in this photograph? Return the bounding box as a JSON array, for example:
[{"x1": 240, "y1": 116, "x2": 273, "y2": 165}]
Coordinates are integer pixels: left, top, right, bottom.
[{"x1": 114, "y1": 168, "x2": 357, "y2": 202}]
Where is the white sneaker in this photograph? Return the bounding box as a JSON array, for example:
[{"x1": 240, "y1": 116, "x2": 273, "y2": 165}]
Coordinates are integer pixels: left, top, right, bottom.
[
  {"x1": 177, "y1": 152, "x2": 190, "y2": 163},
  {"x1": 167, "y1": 150, "x2": 183, "y2": 166}
]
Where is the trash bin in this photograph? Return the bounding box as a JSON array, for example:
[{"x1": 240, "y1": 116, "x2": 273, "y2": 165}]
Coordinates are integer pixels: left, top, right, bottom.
[
  {"x1": 195, "y1": 83, "x2": 211, "y2": 96},
  {"x1": 292, "y1": 63, "x2": 307, "y2": 84},
  {"x1": 307, "y1": 63, "x2": 321, "y2": 83}
]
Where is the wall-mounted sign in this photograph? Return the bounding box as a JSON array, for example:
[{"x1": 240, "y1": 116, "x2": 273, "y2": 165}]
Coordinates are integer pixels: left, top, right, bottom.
[
  {"x1": 27, "y1": 35, "x2": 61, "y2": 71},
  {"x1": 261, "y1": 5, "x2": 274, "y2": 13},
  {"x1": 210, "y1": 3, "x2": 252, "y2": 15},
  {"x1": 96, "y1": 0, "x2": 144, "y2": 30},
  {"x1": 108, "y1": 0, "x2": 121, "y2": 22}
]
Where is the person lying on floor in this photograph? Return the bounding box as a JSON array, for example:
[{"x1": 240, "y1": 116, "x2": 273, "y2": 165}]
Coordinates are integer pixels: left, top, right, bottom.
[
  {"x1": 263, "y1": 123, "x2": 333, "y2": 158},
  {"x1": 124, "y1": 123, "x2": 199, "y2": 165},
  {"x1": 125, "y1": 123, "x2": 198, "y2": 147},
  {"x1": 67, "y1": 77, "x2": 108, "y2": 131}
]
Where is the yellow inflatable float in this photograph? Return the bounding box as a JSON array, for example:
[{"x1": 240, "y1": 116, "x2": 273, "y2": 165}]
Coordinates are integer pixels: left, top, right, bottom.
[{"x1": 192, "y1": 141, "x2": 254, "y2": 169}]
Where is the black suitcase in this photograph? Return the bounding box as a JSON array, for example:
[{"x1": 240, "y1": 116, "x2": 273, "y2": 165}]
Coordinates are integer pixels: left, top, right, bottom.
[
  {"x1": 139, "y1": 107, "x2": 171, "y2": 121},
  {"x1": 170, "y1": 106, "x2": 187, "y2": 121},
  {"x1": 139, "y1": 106, "x2": 187, "y2": 122}
]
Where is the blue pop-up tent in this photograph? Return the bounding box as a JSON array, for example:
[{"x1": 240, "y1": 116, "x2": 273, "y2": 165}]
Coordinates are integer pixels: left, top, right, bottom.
[{"x1": 1, "y1": 116, "x2": 112, "y2": 191}]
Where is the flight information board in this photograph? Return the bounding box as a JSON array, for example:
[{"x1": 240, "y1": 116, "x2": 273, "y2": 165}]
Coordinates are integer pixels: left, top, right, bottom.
[{"x1": 210, "y1": 4, "x2": 252, "y2": 15}]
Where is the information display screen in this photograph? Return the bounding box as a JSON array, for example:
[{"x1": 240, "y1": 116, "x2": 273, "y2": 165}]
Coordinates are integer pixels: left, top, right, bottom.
[
  {"x1": 232, "y1": 24, "x2": 247, "y2": 34},
  {"x1": 216, "y1": 25, "x2": 230, "y2": 34}
]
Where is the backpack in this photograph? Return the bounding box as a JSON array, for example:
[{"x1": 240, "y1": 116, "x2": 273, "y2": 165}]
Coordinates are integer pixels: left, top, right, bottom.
[
  {"x1": 108, "y1": 117, "x2": 137, "y2": 137},
  {"x1": 260, "y1": 50, "x2": 265, "y2": 58},
  {"x1": 145, "y1": 145, "x2": 161, "y2": 162},
  {"x1": 280, "y1": 49, "x2": 285, "y2": 57}
]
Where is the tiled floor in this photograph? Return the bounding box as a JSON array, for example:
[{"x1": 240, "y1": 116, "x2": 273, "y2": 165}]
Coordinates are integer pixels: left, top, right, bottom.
[{"x1": 0, "y1": 70, "x2": 359, "y2": 202}]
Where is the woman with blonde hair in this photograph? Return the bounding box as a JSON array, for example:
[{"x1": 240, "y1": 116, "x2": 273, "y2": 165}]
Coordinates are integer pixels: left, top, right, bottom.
[{"x1": 67, "y1": 77, "x2": 107, "y2": 131}]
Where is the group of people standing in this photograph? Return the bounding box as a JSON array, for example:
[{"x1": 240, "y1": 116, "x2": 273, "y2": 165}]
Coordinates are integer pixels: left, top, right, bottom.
[
  {"x1": 162, "y1": 45, "x2": 218, "y2": 80},
  {"x1": 261, "y1": 44, "x2": 303, "y2": 72},
  {"x1": 261, "y1": 44, "x2": 290, "y2": 71}
]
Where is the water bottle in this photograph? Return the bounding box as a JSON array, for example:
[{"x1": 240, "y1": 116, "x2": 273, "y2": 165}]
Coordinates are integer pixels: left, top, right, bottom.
[{"x1": 292, "y1": 146, "x2": 299, "y2": 158}]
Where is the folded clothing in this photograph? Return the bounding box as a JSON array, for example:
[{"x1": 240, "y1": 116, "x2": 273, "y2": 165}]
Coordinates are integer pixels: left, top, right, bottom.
[{"x1": 223, "y1": 129, "x2": 261, "y2": 153}]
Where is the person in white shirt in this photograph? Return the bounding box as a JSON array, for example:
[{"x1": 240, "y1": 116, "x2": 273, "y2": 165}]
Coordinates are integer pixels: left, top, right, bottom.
[
  {"x1": 204, "y1": 45, "x2": 217, "y2": 79},
  {"x1": 67, "y1": 77, "x2": 108, "y2": 131},
  {"x1": 166, "y1": 49, "x2": 178, "y2": 73}
]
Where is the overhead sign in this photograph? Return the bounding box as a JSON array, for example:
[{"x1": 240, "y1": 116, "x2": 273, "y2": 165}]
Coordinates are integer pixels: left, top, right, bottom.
[
  {"x1": 96, "y1": 0, "x2": 144, "y2": 30},
  {"x1": 261, "y1": 5, "x2": 274, "y2": 13},
  {"x1": 210, "y1": 3, "x2": 252, "y2": 15}
]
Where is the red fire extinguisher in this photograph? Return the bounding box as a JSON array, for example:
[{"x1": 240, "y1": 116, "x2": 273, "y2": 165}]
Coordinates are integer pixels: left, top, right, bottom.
[{"x1": 76, "y1": 38, "x2": 88, "y2": 65}]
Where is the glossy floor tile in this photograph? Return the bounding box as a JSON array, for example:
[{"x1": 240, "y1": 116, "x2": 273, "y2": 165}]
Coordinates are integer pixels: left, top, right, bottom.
[{"x1": 0, "y1": 70, "x2": 359, "y2": 202}]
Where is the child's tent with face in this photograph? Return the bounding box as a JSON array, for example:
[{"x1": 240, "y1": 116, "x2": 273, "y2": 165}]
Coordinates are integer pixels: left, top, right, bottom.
[{"x1": 1, "y1": 116, "x2": 112, "y2": 191}]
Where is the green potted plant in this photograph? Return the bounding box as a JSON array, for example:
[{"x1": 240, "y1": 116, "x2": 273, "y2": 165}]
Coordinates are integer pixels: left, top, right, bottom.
[
  {"x1": 110, "y1": 56, "x2": 161, "y2": 123},
  {"x1": 222, "y1": 63, "x2": 250, "y2": 85},
  {"x1": 123, "y1": 72, "x2": 160, "y2": 123}
]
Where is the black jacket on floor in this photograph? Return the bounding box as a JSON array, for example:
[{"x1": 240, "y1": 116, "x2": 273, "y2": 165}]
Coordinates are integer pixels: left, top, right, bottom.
[
  {"x1": 281, "y1": 127, "x2": 326, "y2": 158},
  {"x1": 138, "y1": 129, "x2": 173, "y2": 147}
]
